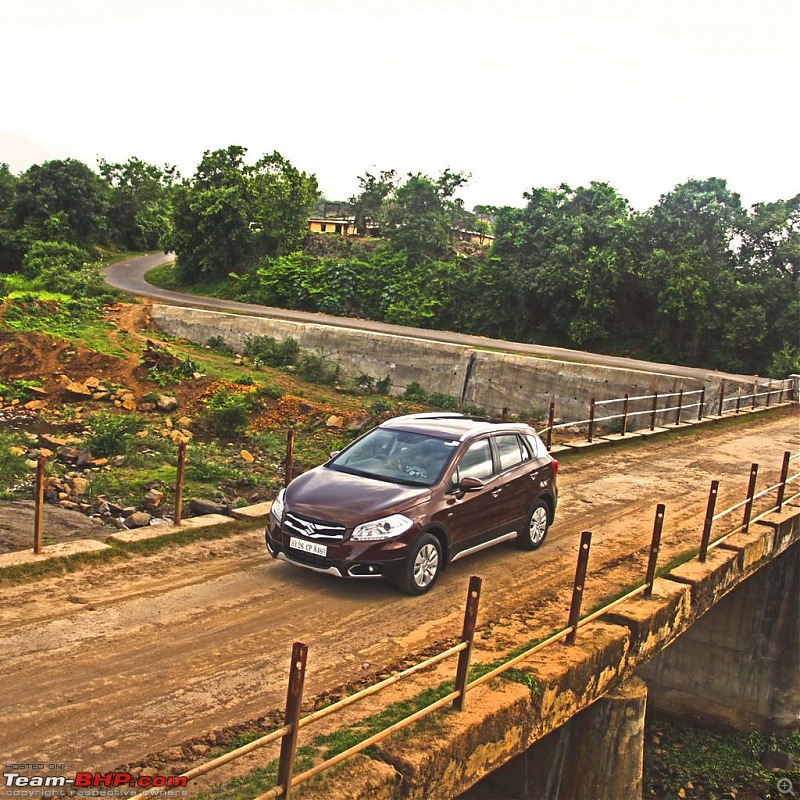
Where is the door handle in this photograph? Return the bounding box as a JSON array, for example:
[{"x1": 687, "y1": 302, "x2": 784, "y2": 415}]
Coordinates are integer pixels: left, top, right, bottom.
[{"x1": 491, "y1": 488, "x2": 503, "y2": 497}]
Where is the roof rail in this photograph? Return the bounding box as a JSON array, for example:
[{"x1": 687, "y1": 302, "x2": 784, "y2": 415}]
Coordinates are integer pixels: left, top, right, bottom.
[{"x1": 384, "y1": 412, "x2": 465, "y2": 423}]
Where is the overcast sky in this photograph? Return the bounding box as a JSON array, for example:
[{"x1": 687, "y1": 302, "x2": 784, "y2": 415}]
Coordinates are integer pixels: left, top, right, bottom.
[{"x1": 1, "y1": 0, "x2": 798, "y2": 212}]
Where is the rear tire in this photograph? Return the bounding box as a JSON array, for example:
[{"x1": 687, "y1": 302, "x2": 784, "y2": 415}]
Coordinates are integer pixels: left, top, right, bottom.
[
  {"x1": 517, "y1": 500, "x2": 550, "y2": 550},
  {"x1": 398, "y1": 533, "x2": 442, "y2": 595}
]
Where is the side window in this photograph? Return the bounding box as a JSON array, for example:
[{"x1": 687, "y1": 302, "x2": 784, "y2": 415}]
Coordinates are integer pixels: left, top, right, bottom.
[
  {"x1": 453, "y1": 439, "x2": 494, "y2": 485},
  {"x1": 525, "y1": 433, "x2": 546, "y2": 459},
  {"x1": 494, "y1": 434, "x2": 528, "y2": 471}
]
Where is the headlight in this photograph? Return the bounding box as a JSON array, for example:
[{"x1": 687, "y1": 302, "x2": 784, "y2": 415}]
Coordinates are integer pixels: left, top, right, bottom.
[
  {"x1": 351, "y1": 514, "x2": 413, "y2": 541},
  {"x1": 270, "y1": 489, "x2": 286, "y2": 521}
]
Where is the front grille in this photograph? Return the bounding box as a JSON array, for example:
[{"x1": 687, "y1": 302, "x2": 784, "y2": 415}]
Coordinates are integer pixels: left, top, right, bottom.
[{"x1": 283, "y1": 512, "x2": 346, "y2": 542}]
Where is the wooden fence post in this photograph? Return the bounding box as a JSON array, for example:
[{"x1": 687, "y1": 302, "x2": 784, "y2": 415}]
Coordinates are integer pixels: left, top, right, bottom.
[
  {"x1": 285, "y1": 429, "x2": 295, "y2": 488},
  {"x1": 276, "y1": 642, "x2": 308, "y2": 799},
  {"x1": 566, "y1": 532, "x2": 592, "y2": 644},
  {"x1": 174, "y1": 440, "x2": 187, "y2": 526},
  {"x1": 33, "y1": 454, "x2": 45, "y2": 554},
  {"x1": 453, "y1": 576, "x2": 482, "y2": 711}
]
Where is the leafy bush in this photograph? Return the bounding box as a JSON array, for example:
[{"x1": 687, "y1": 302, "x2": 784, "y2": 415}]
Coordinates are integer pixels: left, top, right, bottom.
[
  {"x1": 297, "y1": 352, "x2": 340, "y2": 385},
  {"x1": 244, "y1": 335, "x2": 300, "y2": 367},
  {"x1": 206, "y1": 335, "x2": 234, "y2": 355},
  {"x1": 427, "y1": 392, "x2": 458, "y2": 410},
  {"x1": 368, "y1": 397, "x2": 394, "y2": 416},
  {"x1": 256, "y1": 382, "x2": 285, "y2": 400},
  {"x1": 0, "y1": 379, "x2": 43, "y2": 403},
  {"x1": 403, "y1": 381, "x2": 426, "y2": 401},
  {"x1": 201, "y1": 388, "x2": 253, "y2": 436},
  {"x1": 83, "y1": 411, "x2": 146, "y2": 457},
  {"x1": 0, "y1": 432, "x2": 28, "y2": 488}
]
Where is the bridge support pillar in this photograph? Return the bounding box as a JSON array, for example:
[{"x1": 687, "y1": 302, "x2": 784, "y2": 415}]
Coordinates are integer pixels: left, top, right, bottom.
[
  {"x1": 639, "y1": 542, "x2": 800, "y2": 731},
  {"x1": 461, "y1": 676, "x2": 647, "y2": 800}
]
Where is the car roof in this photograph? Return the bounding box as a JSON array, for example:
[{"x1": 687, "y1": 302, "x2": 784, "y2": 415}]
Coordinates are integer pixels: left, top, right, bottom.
[{"x1": 380, "y1": 413, "x2": 535, "y2": 440}]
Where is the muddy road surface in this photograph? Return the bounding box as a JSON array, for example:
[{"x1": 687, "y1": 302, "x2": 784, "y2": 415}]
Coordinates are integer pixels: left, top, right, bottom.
[{"x1": 1, "y1": 410, "x2": 797, "y2": 778}]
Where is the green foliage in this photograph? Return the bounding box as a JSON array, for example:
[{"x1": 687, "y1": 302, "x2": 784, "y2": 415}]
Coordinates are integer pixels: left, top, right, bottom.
[
  {"x1": 296, "y1": 351, "x2": 340, "y2": 385},
  {"x1": 12, "y1": 158, "x2": 109, "y2": 247},
  {"x1": 368, "y1": 396, "x2": 394, "y2": 416},
  {"x1": 0, "y1": 432, "x2": 27, "y2": 488},
  {"x1": 183, "y1": 442, "x2": 256, "y2": 487},
  {"x1": 0, "y1": 378, "x2": 42, "y2": 402},
  {"x1": 167, "y1": 145, "x2": 318, "y2": 282},
  {"x1": 2, "y1": 293, "x2": 126, "y2": 356},
  {"x1": 402, "y1": 381, "x2": 459, "y2": 410},
  {"x1": 206, "y1": 335, "x2": 234, "y2": 355},
  {"x1": 767, "y1": 342, "x2": 800, "y2": 377},
  {"x1": 243, "y1": 334, "x2": 300, "y2": 367},
  {"x1": 83, "y1": 411, "x2": 146, "y2": 458},
  {"x1": 644, "y1": 717, "x2": 800, "y2": 798},
  {"x1": 99, "y1": 156, "x2": 177, "y2": 251},
  {"x1": 200, "y1": 388, "x2": 254, "y2": 436}
]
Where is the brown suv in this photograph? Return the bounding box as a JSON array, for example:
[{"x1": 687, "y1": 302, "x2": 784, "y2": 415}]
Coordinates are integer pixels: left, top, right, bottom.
[{"x1": 265, "y1": 413, "x2": 558, "y2": 594}]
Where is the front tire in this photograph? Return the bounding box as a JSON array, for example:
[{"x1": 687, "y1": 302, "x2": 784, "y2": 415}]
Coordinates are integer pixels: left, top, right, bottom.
[
  {"x1": 517, "y1": 500, "x2": 550, "y2": 550},
  {"x1": 398, "y1": 533, "x2": 442, "y2": 595}
]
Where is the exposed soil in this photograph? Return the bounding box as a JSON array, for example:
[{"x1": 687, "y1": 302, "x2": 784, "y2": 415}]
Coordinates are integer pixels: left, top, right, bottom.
[
  {"x1": 0, "y1": 407, "x2": 797, "y2": 795},
  {"x1": 0, "y1": 304, "x2": 211, "y2": 407}
]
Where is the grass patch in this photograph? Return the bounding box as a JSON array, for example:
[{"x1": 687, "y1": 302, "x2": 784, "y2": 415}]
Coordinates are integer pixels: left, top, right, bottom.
[
  {"x1": 2, "y1": 293, "x2": 129, "y2": 358},
  {"x1": 644, "y1": 716, "x2": 800, "y2": 798}
]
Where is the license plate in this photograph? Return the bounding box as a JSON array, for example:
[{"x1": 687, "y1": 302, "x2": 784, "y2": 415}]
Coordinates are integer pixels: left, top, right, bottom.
[{"x1": 289, "y1": 537, "x2": 327, "y2": 557}]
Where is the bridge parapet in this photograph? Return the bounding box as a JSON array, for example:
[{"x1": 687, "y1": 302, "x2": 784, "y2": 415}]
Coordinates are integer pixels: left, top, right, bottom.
[{"x1": 296, "y1": 506, "x2": 800, "y2": 799}]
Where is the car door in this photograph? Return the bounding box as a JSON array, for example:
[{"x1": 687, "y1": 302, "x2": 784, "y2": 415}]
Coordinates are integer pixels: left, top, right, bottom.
[
  {"x1": 436, "y1": 437, "x2": 503, "y2": 552},
  {"x1": 491, "y1": 433, "x2": 535, "y2": 534}
]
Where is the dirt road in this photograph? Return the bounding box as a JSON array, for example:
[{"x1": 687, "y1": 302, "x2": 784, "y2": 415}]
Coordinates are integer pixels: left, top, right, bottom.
[{"x1": 1, "y1": 409, "x2": 797, "y2": 780}]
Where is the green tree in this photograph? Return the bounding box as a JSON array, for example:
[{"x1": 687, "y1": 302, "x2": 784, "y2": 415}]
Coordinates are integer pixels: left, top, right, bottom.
[
  {"x1": 349, "y1": 169, "x2": 396, "y2": 236},
  {"x1": 385, "y1": 169, "x2": 468, "y2": 261},
  {"x1": 12, "y1": 158, "x2": 109, "y2": 246},
  {"x1": 640, "y1": 178, "x2": 745, "y2": 366},
  {"x1": 99, "y1": 157, "x2": 178, "y2": 250},
  {"x1": 168, "y1": 146, "x2": 317, "y2": 282}
]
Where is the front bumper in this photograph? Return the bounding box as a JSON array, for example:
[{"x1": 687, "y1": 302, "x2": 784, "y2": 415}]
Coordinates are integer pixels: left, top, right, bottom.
[{"x1": 265, "y1": 521, "x2": 409, "y2": 583}]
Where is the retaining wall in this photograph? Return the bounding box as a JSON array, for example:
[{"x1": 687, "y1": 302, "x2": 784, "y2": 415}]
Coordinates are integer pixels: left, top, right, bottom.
[{"x1": 150, "y1": 305, "x2": 751, "y2": 425}]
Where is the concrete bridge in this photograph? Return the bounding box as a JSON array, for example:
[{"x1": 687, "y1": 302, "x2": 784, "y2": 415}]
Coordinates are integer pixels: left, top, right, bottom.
[{"x1": 308, "y1": 506, "x2": 799, "y2": 800}]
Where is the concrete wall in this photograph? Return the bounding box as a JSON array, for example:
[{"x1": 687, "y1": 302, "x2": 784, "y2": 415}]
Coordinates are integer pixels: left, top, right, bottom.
[
  {"x1": 639, "y1": 542, "x2": 800, "y2": 732},
  {"x1": 150, "y1": 305, "x2": 744, "y2": 425}
]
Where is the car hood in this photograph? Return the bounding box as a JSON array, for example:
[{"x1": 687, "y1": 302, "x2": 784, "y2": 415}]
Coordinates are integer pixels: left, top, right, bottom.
[{"x1": 285, "y1": 466, "x2": 430, "y2": 527}]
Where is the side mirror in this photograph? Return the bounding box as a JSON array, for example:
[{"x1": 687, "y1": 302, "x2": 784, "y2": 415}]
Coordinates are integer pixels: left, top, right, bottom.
[
  {"x1": 329, "y1": 450, "x2": 340, "y2": 459},
  {"x1": 459, "y1": 476, "x2": 484, "y2": 492}
]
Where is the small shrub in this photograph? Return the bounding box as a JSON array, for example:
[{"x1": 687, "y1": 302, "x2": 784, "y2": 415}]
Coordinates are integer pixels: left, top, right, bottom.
[
  {"x1": 0, "y1": 432, "x2": 28, "y2": 487},
  {"x1": 427, "y1": 392, "x2": 458, "y2": 410},
  {"x1": 201, "y1": 388, "x2": 253, "y2": 436},
  {"x1": 297, "y1": 352, "x2": 340, "y2": 385},
  {"x1": 368, "y1": 397, "x2": 394, "y2": 416},
  {"x1": 375, "y1": 375, "x2": 392, "y2": 395},
  {"x1": 244, "y1": 335, "x2": 300, "y2": 367},
  {"x1": 256, "y1": 382, "x2": 285, "y2": 400},
  {"x1": 83, "y1": 412, "x2": 146, "y2": 458},
  {"x1": 206, "y1": 335, "x2": 234, "y2": 355},
  {"x1": 403, "y1": 382, "x2": 426, "y2": 401}
]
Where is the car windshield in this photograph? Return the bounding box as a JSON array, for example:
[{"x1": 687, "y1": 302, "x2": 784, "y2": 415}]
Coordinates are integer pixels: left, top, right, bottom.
[{"x1": 329, "y1": 428, "x2": 459, "y2": 486}]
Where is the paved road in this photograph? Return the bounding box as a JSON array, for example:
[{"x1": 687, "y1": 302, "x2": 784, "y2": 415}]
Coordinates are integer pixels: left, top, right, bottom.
[{"x1": 105, "y1": 253, "x2": 763, "y2": 385}]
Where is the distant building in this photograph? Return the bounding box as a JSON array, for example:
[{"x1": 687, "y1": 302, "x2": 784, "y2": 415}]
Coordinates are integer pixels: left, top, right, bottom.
[{"x1": 307, "y1": 217, "x2": 357, "y2": 236}]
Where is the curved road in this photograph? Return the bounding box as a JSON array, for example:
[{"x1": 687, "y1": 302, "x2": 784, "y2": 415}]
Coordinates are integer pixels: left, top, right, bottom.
[{"x1": 105, "y1": 253, "x2": 762, "y2": 385}]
